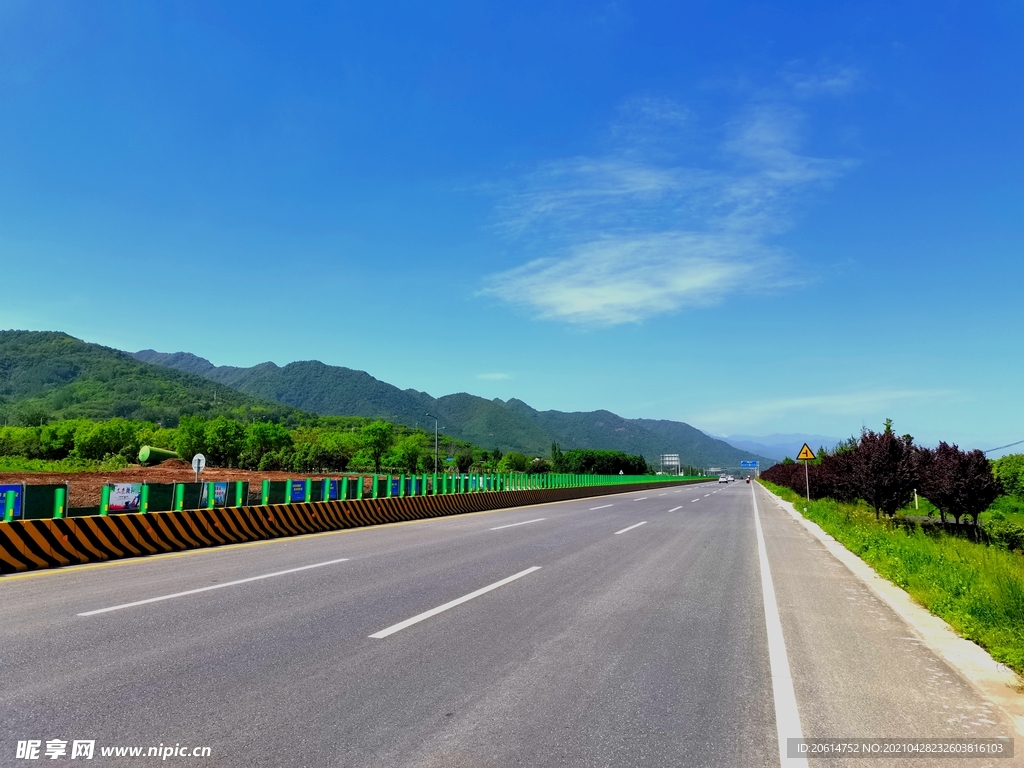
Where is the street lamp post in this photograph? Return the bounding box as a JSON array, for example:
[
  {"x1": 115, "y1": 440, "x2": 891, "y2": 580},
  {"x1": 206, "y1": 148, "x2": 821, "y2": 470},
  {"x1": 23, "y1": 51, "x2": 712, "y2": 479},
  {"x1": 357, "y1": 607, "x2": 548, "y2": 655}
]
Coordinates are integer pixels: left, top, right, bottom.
[{"x1": 425, "y1": 413, "x2": 439, "y2": 472}]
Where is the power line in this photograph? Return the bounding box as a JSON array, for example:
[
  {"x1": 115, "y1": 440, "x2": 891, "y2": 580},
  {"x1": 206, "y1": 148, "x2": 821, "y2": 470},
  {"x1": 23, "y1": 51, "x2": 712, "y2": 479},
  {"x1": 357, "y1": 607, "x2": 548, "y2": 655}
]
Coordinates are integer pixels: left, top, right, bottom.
[{"x1": 984, "y1": 439, "x2": 1024, "y2": 454}]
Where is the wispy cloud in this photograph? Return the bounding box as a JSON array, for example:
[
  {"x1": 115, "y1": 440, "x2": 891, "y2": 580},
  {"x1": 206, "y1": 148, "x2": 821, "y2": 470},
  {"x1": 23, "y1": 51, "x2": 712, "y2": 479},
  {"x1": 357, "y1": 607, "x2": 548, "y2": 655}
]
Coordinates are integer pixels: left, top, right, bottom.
[
  {"x1": 480, "y1": 95, "x2": 850, "y2": 326},
  {"x1": 693, "y1": 388, "x2": 960, "y2": 430},
  {"x1": 781, "y1": 65, "x2": 860, "y2": 98},
  {"x1": 477, "y1": 372, "x2": 510, "y2": 380}
]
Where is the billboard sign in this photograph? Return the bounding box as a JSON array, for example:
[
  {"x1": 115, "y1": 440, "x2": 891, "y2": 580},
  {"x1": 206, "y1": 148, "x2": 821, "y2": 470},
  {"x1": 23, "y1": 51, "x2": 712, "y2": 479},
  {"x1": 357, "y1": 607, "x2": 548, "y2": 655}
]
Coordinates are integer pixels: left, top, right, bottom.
[
  {"x1": 198, "y1": 482, "x2": 229, "y2": 508},
  {"x1": 0, "y1": 484, "x2": 23, "y2": 518},
  {"x1": 323, "y1": 478, "x2": 338, "y2": 501},
  {"x1": 289, "y1": 480, "x2": 307, "y2": 503},
  {"x1": 108, "y1": 483, "x2": 143, "y2": 513}
]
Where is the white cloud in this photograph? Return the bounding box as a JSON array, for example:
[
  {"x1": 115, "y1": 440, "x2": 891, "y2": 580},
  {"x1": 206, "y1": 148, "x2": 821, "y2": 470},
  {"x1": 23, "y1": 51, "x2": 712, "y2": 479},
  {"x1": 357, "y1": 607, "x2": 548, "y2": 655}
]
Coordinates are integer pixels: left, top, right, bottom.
[
  {"x1": 480, "y1": 100, "x2": 847, "y2": 326},
  {"x1": 693, "y1": 388, "x2": 960, "y2": 431},
  {"x1": 483, "y1": 232, "x2": 775, "y2": 325},
  {"x1": 783, "y1": 66, "x2": 860, "y2": 98}
]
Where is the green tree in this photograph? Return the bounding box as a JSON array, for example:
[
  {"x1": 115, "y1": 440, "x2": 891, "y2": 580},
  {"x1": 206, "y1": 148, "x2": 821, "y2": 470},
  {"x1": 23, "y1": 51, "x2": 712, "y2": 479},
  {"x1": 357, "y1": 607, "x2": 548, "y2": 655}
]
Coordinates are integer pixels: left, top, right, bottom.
[
  {"x1": 550, "y1": 441, "x2": 563, "y2": 471},
  {"x1": 74, "y1": 418, "x2": 143, "y2": 461},
  {"x1": 174, "y1": 415, "x2": 208, "y2": 463},
  {"x1": 204, "y1": 416, "x2": 246, "y2": 467},
  {"x1": 395, "y1": 434, "x2": 425, "y2": 474},
  {"x1": 241, "y1": 421, "x2": 292, "y2": 469},
  {"x1": 40, "y1": 421, "x2": 82, "y2": 459},
  {"x1": 498, "y1": 451, "x2": 528, "y2": 472},
  {"x1": 15, "y1": 405, "x2": 51, "y2": 427},
  {"x1": 361, "y1": 420, "x2": 394, "y2": 474},
  {"x1": 994, "y1": 454, "x2": 1024, "y2": 499},
  {"x1": 318, "y1": 431, "x2": 360, "y2": 471},
  {"x1": 455, "y1": 449, "x2": 475, "y2": 472},
  {"x1": 527, "y1": 457, "x2": 551, "y2": 474}
]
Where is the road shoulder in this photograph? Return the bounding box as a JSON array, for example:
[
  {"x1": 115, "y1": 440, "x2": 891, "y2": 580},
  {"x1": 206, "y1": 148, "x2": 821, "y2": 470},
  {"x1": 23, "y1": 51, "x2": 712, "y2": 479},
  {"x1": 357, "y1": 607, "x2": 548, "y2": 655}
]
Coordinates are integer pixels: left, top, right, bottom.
[{"x1": 758, "y1": 482, "x2": 1024, "y2": 739}]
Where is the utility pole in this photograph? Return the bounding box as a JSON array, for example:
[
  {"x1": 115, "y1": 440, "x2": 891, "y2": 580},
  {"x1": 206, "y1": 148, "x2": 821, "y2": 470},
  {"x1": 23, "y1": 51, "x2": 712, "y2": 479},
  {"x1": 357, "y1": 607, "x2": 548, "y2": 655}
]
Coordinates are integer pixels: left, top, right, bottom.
[{"x1": 425, "y1": 413, "x2": 438, "y2": 472}]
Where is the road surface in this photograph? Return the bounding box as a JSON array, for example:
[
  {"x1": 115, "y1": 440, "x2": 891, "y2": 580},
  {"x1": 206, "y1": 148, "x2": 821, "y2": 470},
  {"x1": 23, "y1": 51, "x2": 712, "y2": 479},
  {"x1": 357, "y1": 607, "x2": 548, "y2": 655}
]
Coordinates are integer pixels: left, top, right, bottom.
[{"x1": 0, "y1": 481, "x2": 1016, "y2": 766}]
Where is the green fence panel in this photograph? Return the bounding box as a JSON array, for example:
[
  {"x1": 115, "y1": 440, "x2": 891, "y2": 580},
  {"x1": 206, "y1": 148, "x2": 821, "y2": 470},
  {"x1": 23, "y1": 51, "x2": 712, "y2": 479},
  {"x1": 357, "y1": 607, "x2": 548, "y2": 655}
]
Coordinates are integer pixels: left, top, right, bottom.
[
  {"x1": 22, "y1": 484, "x2": 68, "y2": 520},
  {"x1": 146, "y1": 483, "x2": 176, "y2": 513}
]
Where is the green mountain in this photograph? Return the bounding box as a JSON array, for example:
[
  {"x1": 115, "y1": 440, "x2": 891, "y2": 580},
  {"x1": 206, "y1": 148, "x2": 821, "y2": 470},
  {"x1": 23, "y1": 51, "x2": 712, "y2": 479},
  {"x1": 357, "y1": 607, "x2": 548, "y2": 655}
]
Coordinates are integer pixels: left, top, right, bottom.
[
  {"x1": 0, "y1": 331, "x2": 294, "y2": 426},
  {"x1": 135, "y1": 349, "x2": 771, "y2": 469}
]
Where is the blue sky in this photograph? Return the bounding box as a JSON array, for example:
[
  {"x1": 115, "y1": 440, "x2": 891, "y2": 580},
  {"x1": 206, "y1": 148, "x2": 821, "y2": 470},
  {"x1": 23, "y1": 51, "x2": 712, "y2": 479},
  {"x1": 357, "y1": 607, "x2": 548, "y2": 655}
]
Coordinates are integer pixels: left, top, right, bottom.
[{"x1": 1, "y1": 1, "x2": 1022, "y2": 453}]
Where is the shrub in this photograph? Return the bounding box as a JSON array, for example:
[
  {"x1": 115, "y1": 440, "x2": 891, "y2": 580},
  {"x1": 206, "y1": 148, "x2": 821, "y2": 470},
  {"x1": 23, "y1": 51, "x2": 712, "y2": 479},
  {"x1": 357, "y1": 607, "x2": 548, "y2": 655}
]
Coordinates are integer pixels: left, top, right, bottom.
[
  {"x1": 74, "y1": 418, "x2": 142, "y2": 461},
  {"x1": 994, "y1": 454, "x2": 1024, "y2": 499}
]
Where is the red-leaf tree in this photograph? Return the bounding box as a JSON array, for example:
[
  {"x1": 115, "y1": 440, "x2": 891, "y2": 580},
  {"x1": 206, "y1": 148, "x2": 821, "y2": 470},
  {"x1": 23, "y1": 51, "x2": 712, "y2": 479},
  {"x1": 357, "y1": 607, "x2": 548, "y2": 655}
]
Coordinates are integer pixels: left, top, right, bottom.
[
  {"x1": 855, "y1": 420, "x2": 917, "y2": 518},
  {"x1": 919, "y1": 442, "x2": 1002, "y2": 525}
]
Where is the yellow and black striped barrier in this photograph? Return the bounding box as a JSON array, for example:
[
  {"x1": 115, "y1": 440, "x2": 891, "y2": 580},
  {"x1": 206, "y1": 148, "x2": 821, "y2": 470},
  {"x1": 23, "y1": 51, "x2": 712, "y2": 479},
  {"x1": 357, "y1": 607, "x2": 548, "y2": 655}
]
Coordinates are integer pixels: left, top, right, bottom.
[{"x1": 0, "y1": 480, "x2": 702, "y2": 574}]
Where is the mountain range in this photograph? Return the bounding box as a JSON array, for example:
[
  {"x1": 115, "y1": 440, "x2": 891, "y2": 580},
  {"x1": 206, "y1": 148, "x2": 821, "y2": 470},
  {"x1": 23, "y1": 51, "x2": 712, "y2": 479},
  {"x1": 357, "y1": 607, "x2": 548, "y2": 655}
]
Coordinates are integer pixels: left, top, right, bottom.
[
  {"x1": 132, "y1": 349, "x2": 773, "y2": 469},
  {"x1": 715, "y1": 433, "x2": 846, "y2": 462},
  {"x1": 0, "y1": 329, "x2": 773, "y2": 469}
]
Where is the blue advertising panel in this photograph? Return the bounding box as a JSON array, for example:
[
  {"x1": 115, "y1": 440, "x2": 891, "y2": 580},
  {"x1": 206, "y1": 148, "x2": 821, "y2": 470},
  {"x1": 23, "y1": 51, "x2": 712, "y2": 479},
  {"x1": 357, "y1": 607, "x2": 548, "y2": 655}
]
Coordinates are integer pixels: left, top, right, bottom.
[
  {"x1": 391, "y1": 478, "x2": 400, "y2": 496},
  {"x1": 289, "y1": 480, "x2": 307, "y2": 503},
  {"x1": 199, "y1": 482, "x2": 230, "y2": 508},
  {"x1": 0, "y1": 484, "x2": 23, "y2": 518},
  {"x1": 323, "y1": 478, "x2": 338, "y2": 501},
  {"x1": 213, "y1": 482, "x2": 228, "y2": 507}
]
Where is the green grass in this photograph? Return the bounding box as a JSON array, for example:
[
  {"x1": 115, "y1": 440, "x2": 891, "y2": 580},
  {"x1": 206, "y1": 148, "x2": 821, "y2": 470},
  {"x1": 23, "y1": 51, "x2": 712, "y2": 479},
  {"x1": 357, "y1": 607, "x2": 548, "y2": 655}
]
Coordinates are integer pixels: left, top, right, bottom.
[
  {"x1": 761, "y1": 480, "x2": 1024, "y2": 676},
  {"x1": 0, "y1": 455, "x2": 131, "y2": 472},
  {"x1": 982, "y1": 495, "x2": 1024, "y2": 527}
]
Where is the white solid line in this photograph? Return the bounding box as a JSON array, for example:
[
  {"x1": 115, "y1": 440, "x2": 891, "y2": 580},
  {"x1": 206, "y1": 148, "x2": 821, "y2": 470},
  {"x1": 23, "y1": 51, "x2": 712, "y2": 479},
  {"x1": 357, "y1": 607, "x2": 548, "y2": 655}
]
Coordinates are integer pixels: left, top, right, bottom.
[
  {"x1": 77, "y1": 558, "x2": 351, "y2": 616},
  {"x1": 668, "y1": 506, "x2": 682, "y2": 512},
  {"x1": 490, "y1": 518, "x2": 546, "y2": 530},
  {"x1": 633, "y1": 497, "x2": 648, "y2": 501},
  {"x1": 614, "y1": 521, "x2": 647, "y2": 535},
  {"x1": 369, "y1": 567, "x2": 541, "y2": 639},
  {"x1": 589, "y1": 504, "x2": 613, "y2": 510},
  {"x1": 750, "y1": 484, "x2": 807, "y2": 767}
]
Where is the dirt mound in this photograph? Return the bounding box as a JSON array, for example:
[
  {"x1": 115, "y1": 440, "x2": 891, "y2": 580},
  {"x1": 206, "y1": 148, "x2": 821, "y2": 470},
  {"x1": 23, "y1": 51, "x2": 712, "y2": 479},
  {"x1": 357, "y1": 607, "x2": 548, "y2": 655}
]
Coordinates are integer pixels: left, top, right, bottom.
[{"x1": 156, "y1": 458, "x2": 190, "y2": 468}]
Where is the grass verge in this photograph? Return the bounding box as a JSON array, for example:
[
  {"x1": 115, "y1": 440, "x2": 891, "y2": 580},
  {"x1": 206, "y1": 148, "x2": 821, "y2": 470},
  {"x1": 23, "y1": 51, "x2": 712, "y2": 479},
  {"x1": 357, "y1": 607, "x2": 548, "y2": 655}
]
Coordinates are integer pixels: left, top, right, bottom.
[
  {"x1": 760, "y1": 480, "x2": 1024, "y2": 676},
  {"x1": 0, "y1": 455, "x2": 130, "y2": 473}
]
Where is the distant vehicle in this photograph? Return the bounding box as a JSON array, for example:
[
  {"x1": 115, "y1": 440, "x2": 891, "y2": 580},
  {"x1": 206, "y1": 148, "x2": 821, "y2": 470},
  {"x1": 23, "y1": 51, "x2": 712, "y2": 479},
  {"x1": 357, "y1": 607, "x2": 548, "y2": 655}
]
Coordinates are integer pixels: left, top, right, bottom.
[
  {"x1": 727, "y1": 475, "x2": 734, "y2": 482},
  {"x1": 718, "y1": 475, "x2": 728, "y2": 483},
  {"x1": 745, "y1": 477, "x2": 750, "y2": 484}
]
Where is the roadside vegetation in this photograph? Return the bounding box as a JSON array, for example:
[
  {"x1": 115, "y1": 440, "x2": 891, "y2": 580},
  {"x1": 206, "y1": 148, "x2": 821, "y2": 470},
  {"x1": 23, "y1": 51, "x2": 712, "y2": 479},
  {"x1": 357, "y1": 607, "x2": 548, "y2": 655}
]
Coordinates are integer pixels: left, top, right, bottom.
[
  {"x1": 761, "y1": 420, "x2": 1024, "y2": 675},
  {"x1": 0, "y1": 418, "x2": 655, "y2": 477}
]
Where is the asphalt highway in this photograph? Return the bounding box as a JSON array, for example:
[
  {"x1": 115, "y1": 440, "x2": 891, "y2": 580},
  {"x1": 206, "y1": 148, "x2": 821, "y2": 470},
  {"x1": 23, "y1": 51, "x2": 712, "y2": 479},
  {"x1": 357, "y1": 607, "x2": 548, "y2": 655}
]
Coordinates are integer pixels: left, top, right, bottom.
[{"x1": 0, "y1": 482, "x2": 1017, "y2": 766}]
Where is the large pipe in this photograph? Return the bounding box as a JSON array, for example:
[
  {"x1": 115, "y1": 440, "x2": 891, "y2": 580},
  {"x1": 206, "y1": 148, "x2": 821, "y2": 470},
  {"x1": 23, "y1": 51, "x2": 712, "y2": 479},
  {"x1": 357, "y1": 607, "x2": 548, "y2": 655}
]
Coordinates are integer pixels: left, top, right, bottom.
[{"x1": 137, "y1": 445, "x2": 180, "y2": 465}]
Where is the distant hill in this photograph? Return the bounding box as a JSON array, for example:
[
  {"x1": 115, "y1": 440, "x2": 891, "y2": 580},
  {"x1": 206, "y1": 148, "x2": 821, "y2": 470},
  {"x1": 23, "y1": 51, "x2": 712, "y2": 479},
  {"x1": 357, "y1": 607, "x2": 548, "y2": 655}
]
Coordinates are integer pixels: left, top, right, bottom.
[
  {"x1": 0, "y1": 331, "x2": 295, "y2": 425},
  {"x1": 718, "y1": 433, "x2": 845, "y2": 462},
  {"x1": 135, "y1": 348, "x2": 772, "y2": 468}
]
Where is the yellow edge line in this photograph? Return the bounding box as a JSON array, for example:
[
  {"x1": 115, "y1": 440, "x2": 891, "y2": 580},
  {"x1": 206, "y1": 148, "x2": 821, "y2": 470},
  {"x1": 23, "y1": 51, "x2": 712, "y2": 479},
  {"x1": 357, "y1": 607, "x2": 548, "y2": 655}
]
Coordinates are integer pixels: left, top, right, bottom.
[{"x1": 0, "y1": 484, "x2": 696, "y2": 583}]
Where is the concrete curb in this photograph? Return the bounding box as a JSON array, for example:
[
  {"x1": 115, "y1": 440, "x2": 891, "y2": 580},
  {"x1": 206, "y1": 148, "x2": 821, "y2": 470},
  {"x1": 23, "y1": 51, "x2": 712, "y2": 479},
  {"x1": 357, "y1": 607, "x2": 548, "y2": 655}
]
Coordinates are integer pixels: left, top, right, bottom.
[{"x1": 758, "y1": 483, "x2": 1024, "y2": 739}]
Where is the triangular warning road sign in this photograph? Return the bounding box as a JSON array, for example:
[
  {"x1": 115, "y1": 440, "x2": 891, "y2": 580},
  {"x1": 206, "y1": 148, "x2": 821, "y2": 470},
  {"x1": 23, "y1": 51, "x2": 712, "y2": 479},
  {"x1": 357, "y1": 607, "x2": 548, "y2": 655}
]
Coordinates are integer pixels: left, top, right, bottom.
[{"x1": 796, "y1": 444, "x2": 816, "y2": 461}]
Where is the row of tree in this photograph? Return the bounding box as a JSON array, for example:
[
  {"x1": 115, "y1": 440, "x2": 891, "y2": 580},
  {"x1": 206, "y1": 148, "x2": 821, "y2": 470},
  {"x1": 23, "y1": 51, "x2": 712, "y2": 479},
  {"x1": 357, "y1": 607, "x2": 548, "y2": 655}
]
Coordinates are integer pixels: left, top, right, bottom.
[
  {"x1": 0, "y1": 418, "x2": 654, "y2": 476},
  {"x1": 549, "y1": 444, "x2": 650, "y2": 475},
  {"x1": 0, "y1": 417, "x2": 478, "y2": 474},
  {"x1": 762, "y1": 420, "x2": 1003, "y2": 524}
]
